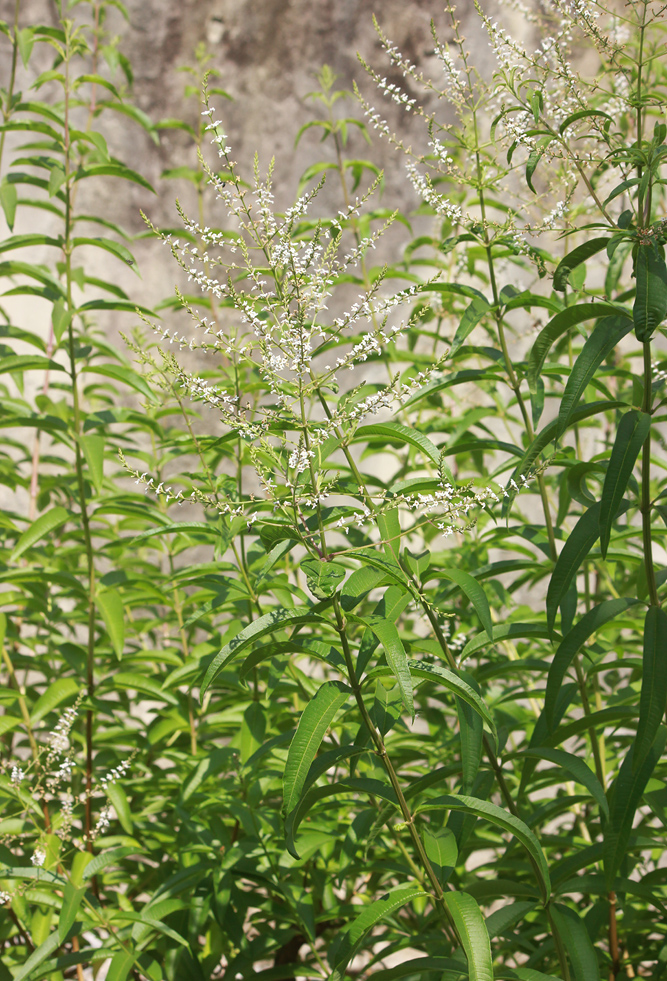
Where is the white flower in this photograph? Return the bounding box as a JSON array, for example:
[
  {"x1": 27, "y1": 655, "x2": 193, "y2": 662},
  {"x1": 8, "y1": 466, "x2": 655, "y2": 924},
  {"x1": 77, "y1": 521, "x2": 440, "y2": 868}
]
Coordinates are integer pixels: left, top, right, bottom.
[
  {"x1": 10, "y1": 766, "x2": 24, "y2": 785},
  {"x1": 31, "y1": 848, "x2": 46, "y2": 867}
]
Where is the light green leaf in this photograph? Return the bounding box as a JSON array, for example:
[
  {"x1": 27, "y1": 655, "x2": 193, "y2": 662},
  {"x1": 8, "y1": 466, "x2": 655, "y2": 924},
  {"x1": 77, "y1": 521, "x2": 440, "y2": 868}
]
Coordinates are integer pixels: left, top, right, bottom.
[
  {"x1": 58, "y1": 882, "x2": 86, "y2": 943},
  {"x1": 96, "y1": 588, "x2": 125, "y2": 660},
  {"x1": 352, "y1": 615, "x2": 413, "y2": 718},
  {"x1": 74, "y1": 162, "x2": 156, "y2": 193},
  {"x1": 599, "y1": 409, "x2": 651, "y2": 557},
  {"x1": 527, "y1": 302, "x2": 622, "y2": 393},
  {"x1": 443, "y1": 891, "x2": 493, "y2": 981},
  {"x1": 301, "y1": 557, "x2": 347, "y2": 598},
  {"x1": 105, "y1": 946, "x2": 137, "y2": 981},
  {"x1": 407, "y1": 659, "x2": 496, "y2": 742},
  {"x1": 30, "y1": 678, "x2": 80, "y2": 724},
  {"x1": 201, "y1": 608, "x2": 328, "y2": 695},
  {"x1": 106, "y1": 782, "x2": 133, "y2": 834},
  {"x1": 451, "y1": 294, "x2": 490, "y2": 356},
  {"x1": 81, "y1": 363, "x2": 155, "y2": 400},
  {"x1": 329, "y1": 887, "x2": 425, "y2": 980},
  {"x1": 12, "y1": 929, "x2": 62, "y2": 981},
  {"x1": 283, "y1": 680, "x2": 351, "y2": 816},
  {"x1": 354, "y1": 422, "x2": 440, "y2": 464},
  {"x1": 0, "y1": 179, "x2": 17, "y2": 230},
  {"x1": 80, "y1": 433, "x2": 105, "y2": 492},
  {"x1": 82, "y1": 847, "x2": 136, "y2": 880},
  {"x1": 419, "y1": 795, "x2": 551, "y2": 903},
  {"x1": 11, "y1": 506, "x2": 69, "y2": 561},
  {"x1": 72, "y1": 236, "x2": 138, "y2": 272},
  {"x1": 422, "y1": 827, "x2": 457, "y2": 885}
]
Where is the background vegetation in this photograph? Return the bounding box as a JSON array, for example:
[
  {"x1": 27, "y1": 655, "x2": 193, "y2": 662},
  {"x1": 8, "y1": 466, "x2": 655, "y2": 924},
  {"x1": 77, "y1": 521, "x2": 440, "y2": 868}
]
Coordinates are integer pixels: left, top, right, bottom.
[{"x1": 0, "y1": 1, "x2": 666, "y2": 979}]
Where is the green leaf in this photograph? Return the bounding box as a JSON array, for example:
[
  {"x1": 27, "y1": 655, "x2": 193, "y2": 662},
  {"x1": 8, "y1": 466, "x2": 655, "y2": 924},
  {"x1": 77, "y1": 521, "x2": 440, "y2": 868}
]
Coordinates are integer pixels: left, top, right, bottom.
[
  {"x1": 558, "y1": 108, "x2": 613, "y2": 134},
  {"x1": 301, "y1": 557, "x2": 346, "y2": 598},
  {"x1": 550, "y1": 903, "x2": 600, "y2": 981},
  {"x1": 74, "y1": 162, "x2": 156, "y2": 193},
  {"x1": 634, "y1": 607, "x2": 667, "y2": 768},
  {"x1": 451, "y1": 295, "x2": 490, "y2": 356},
  {"x1": 546, "y1": 598, "x2": 641, "y2": 726},
  {"x1": 106, "y1": 782, "x2": 133, "y2": 835},
  {"x1": 200, "y1": 608, "x2": 328, "y2": 695},
  {"x1": 11, "y1": 505, "x2": 69, "y2": 560},
  {"x1": 58, "y1": 883, "x2": 86, "y2": 943},
  {"x1": 557, "y1": 316, "x2": 633, "y2": 439},
  {"x1": 283, "y1": 680, "x2": 351, "y2": 815},
  {"x1": 418, "y1": 795, "x2": 551, "y2": 903},
  {"x1": 599, "y1": 409, "x2": 650, "y2": 556},
  {"x1": 517, "y1": 747, "x2": 609, "y2": 818},
  {"x1": 72, "y1": 236, "x2": 137, "y2": 271},
  {"x1": 81, "y1": 363, "x2": 155, "y2": 400},
  {"x1": 30, "y1": 678, "x2": 80, "y2": 724},
  {"x1": 0, "y1": 354, "x2": 66, "y2": 375},
  {"x1": 546, "y1": 503, "x2": 602, "y2": 635},
  {"x1": 353, "y1": 422, "x2": 440, "y2": 465},
  {"x1": 442, "y1": 891, "x2": 493, "y2": 981},
  {"x1": 352, "y1": 615, "x2": 413, "y2": 718},
  {"x1": 436, "y1": 569, "x2": 493, "y2": 639},
  {"x1": 329, "y1": 887, "x2": 424, "y2": 980},
  {"x1": 17, "y1": 26, "x2": 35, "y2": 67},
  {"x1": 525, "y1": 146, "x2": 545, "y2": 194},
  {"x1": 96, "y1": 587, "x2": 125, "y2": 660},
  {"x1": 502, "y1": 401, "x2": 629, "y2": 518},
  {"x1": 604, "y1": 728, "x2": 667, "y2": 889},
  {"x1": 81, "y1": 847, "x2": 137, "y2": 880},
  {"x1": 633, "y1": 243, "x2": 667, "y2": 342},
  {"x1": 79, "y1": 433, "x2": 105, "y2": 492},
  {"x1": 422, "y1": 827, "x2": 457, "y2": 886},
  {"x1": 553, "y1": 238, "x2": 610, "y2": 291},
  {"x1": 0, "y1": 179, "x2": 17, "y2": 230},
  {"x1": 527, "y1": 303, "x2": 622, "y2": 394},
  {"x1": 11, "y1": 929, "x2": 62, "y2": 981},
  {"x1": 105, "y1": 946, "x2": 137, "y2": 981},
  {"x1": 407, "y1": 659, "x2": 497, "y2": 742},
  {"x1": 0, "y1": 232, "x2": 62, "y2": 254}
]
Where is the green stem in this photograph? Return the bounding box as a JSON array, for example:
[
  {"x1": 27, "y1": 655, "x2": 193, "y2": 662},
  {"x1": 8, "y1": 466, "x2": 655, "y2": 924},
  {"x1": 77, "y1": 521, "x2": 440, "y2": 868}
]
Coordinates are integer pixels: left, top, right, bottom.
[{"x1": 641, "y1": 342, "x2": 658, "y2": 606}]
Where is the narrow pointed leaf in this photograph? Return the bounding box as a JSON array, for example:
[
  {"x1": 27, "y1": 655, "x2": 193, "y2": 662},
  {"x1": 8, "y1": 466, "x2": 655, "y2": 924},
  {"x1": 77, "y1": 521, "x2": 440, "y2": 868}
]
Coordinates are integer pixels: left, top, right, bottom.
[
  {"x1": 408, "y1": 658, "x2": 497, "y2": 742},
  {"x1": 201, "y1": 608, "x2": 327, "y2": 695},
  {"x1": 96, "y1": 587, "x2": 125, "y2": 660},
  {"x1": 419, "y1": 794, "x2": 551, "y2": 903},
  {"x1": 550, "y1": 903, "x2": 600, "y2": 981},
  {"x1": 599, "y1": 409, "x2": 650, "y2": 556},
  {"x1": 437, "y1": 568, "x2": 493, "y2": 639},
  {"x1": 527, "y1": 302, "x2": 622, "y2": 393},
  {"x1": 11, "y1": 506, "x2": 69, "y2": 561},
  {"x1": 546, "y1": 598, "x2": 640, "y2": 726},
  {"x1": 546, "y1": 503, "x2": 602, "y2": 635},
  {"x1": 634, "y1": 607, "x2": 667, "y2": 768},
  {"x1": 442, "y1": 891, "x2": 493, "y2": 981},
  {"x1": 451, "y1": 294, "x2": 490, "y2": 356},
  {"x1": 354, "y1": 422, "x2": 440, "y2": 464},
  {"x1": 329, "y1": 887, "x2": 424, "y2": 978},
  {"x1": 604, "y1": 728, "x2": 667, "y2": 889},
  {"x1": 633, "y1": 242, "x2": 667, "y2": 342},
  {"x1": 58, "y1": 883, "x2": 86, "y2": 943},
  {"x1": 557, "y1": 316, "x2": 633, "y2": 439},
  {"x1": 283, "y1": 680, "x2": 351, "y2": 816},
  {"x1": 553, "y1": 237, "x2": 610, "y2": 291},
  {"x1": 353, "y1": 615, "x2": 413, "y2": 718},
  {"x1": 517, "y1": 747, "x2": 608, "y2": 818},
  {"x1": 423, "y1": 827, "x2": 457, "y2": 886}
]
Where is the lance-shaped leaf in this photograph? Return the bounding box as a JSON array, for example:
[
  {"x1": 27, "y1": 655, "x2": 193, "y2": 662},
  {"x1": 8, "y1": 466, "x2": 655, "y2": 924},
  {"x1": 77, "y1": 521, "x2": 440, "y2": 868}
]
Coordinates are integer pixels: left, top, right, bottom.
[
  {"x1": 201, "y1": 608, "x2": 327, "y2": 695},
  {"x1": 604, "y1": 728, "x2": 667, "y2": 889},
  {"x1": 547, "y1": 503, "x2": 607, "y2": 636},
  {"x1": 10, "y1": 505, "x2": 69, "y2": 561},
  {"x1": 418, "y1": 795, "x2": 551, "y2": 904},
  {"x1": 282, "y1": 680, "x2": 352, "y2": 816},
  {"x1": 422, "y1": 827, "x2": 458, "y2": 886},
  {"x1": 550, "y1": 903, "x2": 600, "y2": 981},
  {"x1": 58, "y1": 882, "x2": 86, "y2": 943},
  {"x1": 634, "y1": 607, "x2": 667, "y2": 769},
  {"x1": 437, "y1": 568, "x2": 493, "y2": 639},
  {"x1": 599, "y1": 409, "x2": 650, "y2": 557},
  {"x1": 97, "y1": 587, "x2": 125, "y2": 660},
  {"x1": 633, "y1": 242, "x2": 667, "y2": 342},
  {"x1": 301, "y1": 557, "x2": 346, "y2": 598},
  {"x1": 353, "y1": 421, "x2": 440, "y2": 464},
  {"x1": 450, "y1": 294, "x2": 490, "y2": 356},
  {"x1": 442, "y1": 891, "x2": 493, "y2": 981},
  {"x1": 546, "y1": 598, "x2": 641, "y2": 727},
  {"x1": 352, "y1": 614, "x2": 413, "y2": 718},
  {"x1": 407, "y1": 659, "x2": 497, "y2": 743},
  {"x1": 557, "y1": 315, "x2": 633, "y2": 439},
  {"x1": 553, "y1": 237, "x2": 610, "y2": 291},
  {"x1": 527, "y1": 302, "x2": 622, "y2": 393},
  {"x1": 516, "y1": 747, "x2": 608, "y2": 818},
  {"x1": 329, "y1": 887, "x2": 425, "y2": 981},
  {"x1": 502, "y1": 401, "x2": 629, "y2": 518}
]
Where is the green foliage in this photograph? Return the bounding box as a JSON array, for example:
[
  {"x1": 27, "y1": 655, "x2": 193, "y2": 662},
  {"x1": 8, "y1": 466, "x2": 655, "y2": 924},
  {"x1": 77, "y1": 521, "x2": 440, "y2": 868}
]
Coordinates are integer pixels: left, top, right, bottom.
[{"x1": 1, "y1": 0, "x2": 667, "y2": 979}]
